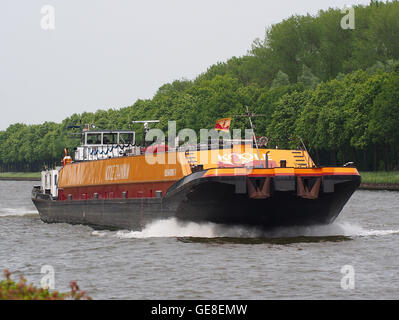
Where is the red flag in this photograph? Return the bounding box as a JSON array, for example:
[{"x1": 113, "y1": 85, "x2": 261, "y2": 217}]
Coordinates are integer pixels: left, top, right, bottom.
[{"x1": 214, "y1": 118, "x2": 231, "y2": 132}]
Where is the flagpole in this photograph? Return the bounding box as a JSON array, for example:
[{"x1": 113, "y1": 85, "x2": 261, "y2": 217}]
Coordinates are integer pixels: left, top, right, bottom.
[
  {"x1": 245, "y1": 106, "x2": 263, "y2": 167},
  {"x1": 217, "y1": 107, "x2": 266, "y2": 168},
  {"x1": 230, "y1": 106, "x2": 265, "y2": 168}
]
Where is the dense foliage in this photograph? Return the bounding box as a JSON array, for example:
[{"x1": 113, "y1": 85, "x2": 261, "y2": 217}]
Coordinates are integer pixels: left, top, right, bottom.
[{"x1": 1, "y1": 1, "x2": 398, "y2": 172}]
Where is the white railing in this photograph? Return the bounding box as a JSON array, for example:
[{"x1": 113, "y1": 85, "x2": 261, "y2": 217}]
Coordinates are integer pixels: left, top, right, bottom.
[{"x1": 74, "y1": 145, "x2": 141, "y2": 161}]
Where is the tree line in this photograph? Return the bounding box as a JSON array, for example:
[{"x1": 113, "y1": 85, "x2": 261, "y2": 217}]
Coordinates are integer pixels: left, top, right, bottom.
[{"x1": 1, "y1": 1, "x2": 398, "y2": 172}]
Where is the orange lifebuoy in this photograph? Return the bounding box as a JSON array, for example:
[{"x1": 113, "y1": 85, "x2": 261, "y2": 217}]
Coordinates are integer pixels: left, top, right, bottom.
[
  {"x1": 62, "y1": 148, "x2": 72, "y2": 166},
  {"x1": 62, "y1": 156, "x2": 72, "y2": 166}
]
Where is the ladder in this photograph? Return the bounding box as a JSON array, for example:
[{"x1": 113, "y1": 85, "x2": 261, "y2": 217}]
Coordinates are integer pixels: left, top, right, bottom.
[{"x1": 292, "y1": 151, "x2": 309, "y2": 168}]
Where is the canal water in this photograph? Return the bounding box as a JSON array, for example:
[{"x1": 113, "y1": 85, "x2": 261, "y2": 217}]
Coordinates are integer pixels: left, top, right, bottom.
[{"x1": 0, "y1": 180, "x2": 398, "y2": 299}]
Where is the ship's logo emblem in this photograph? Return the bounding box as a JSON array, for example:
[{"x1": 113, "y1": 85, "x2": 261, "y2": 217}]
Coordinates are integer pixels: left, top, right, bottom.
[
  {"x1": 217, "y1": 153, "x2": 275, "y2": 168},
  {"x1": 218, "y1": 153, "x2": 268, "y2": 165},
  {"x1": 105, "y1": 164, "x2": 130, "y2": 181}
]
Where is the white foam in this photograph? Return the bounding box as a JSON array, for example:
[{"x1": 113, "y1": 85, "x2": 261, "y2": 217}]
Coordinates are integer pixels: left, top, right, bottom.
[
  {"x1": 0, "y1": 207, "x2": 38, "y2": 217},
  {"x1": 338, "y1": 222, "x2": 399, "y2": 237},
  {"x1": 91, "y1": 230, "x2": 108, "y2": 237},
  {"x1": 115, "y1": 219, "x2": 216, "y2": 239},
  {"x1": 112, "y1": 218, "x2": 399, "y2": 240}
]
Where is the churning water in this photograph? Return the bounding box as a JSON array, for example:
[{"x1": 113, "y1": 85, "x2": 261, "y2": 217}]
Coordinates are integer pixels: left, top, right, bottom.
[{"x1": 0, "y1": 180, "x2": 398, "y2": 299}]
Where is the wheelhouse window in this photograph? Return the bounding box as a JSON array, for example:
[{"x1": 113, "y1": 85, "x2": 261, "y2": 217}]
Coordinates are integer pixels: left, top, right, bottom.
[
  {"x1": 86, "y1": 133, "x2": 102, "y2": 145},
  {"x1": 119, "y1": 133, "x2": 134, "y2": 145},
  {"x1": 103, "y1": 133, "x2": 118, "y2": 144}
]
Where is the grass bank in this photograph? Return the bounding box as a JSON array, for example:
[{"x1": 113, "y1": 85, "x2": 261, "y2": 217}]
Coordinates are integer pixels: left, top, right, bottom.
[
  {"x1": 0, "y1": 172, "x2": 40, "y2": 181},
  {"x1": 359, "y1": 171, "x2": 399, "y2": 190},
  {"x1": 359, "y1": 171, "x2": 399, "y2": 184}
]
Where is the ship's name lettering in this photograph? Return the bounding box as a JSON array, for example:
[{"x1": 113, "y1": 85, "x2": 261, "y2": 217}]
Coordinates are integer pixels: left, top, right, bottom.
[
  {"x1": 217, "y1": 153, "x2": 271, "y2": 164},
  {"x1": 105, "y1": 164, "x2": 130, "y2": 181}
]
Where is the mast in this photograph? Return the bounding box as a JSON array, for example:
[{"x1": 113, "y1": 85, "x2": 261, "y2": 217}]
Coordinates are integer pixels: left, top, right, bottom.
[
  {"x1": 132, "y1": 120, "x2": 160, "y2": 146},
  {"x1": 232, "y1": 106, "x2": 266, "y2": 168}
]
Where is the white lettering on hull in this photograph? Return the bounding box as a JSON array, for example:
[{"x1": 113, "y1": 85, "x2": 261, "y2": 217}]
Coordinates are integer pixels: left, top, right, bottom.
[{"x1": 105, "y1": 164, "x2": 130, "y2": 181}]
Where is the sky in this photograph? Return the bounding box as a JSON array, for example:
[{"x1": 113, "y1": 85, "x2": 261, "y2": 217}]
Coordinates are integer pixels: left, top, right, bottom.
[{"x1": 0, "y1": 0, "x2": 371, "y2": 130}]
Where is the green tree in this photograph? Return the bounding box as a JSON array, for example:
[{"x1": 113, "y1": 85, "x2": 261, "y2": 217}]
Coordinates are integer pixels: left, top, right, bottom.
[
  {"x1": 267, "y1": 90, "x2": 311, "y2": 149},
  {"x1": 298, "y1": 65, "x2": 320, "y2": 89},
  {"x1": 368, "y1": 64, "x2": 399, "y2": 170},
  {"x1": 271, "y1": 71, "x2": 290, "y2": 88}
]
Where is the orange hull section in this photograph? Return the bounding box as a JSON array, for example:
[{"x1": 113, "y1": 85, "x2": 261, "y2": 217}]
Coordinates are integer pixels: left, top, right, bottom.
[
  {"x1": 59, "y1": 152, "x2": 190, "y2": 188},
  {"x1": 57, "y1": 147, "x2": 358, "y2": 201}
]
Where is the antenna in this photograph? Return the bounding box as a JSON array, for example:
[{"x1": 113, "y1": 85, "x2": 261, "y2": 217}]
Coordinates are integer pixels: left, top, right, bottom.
[
  {"x1": 132, "y1": 120, "x2": 160, "y2": 124},
  {"x1": 132, "y1": 120, "x2": 160, "y2": 133},
  {"x1": 232, "y1": 106, "x2": 266, "y2": 168},
  {"x1": 132, "y1": 120, "x2": 160, "y2": 146},
  {"x1": 66, "y1": 125, "x2": 84, "y2": 140}
]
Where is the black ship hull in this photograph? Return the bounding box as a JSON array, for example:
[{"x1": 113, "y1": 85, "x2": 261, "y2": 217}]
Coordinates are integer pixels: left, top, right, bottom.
[{"x1": 32, "y1": 172, "x2": 361, "y2": 231}]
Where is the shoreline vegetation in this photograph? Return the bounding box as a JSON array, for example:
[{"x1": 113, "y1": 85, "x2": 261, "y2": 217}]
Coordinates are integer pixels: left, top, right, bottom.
[
  {"x1": 0, "y1": 269, "x2": 91, "y2": 300},
  {"x1": 0, "y1": 172, "x2": 40, "y2": 181},
  {"x1": 1, "y1": 2, "x2": 399, "y2": 174},
  {"x1": 1, "y1": 171, "x2": 398, "y2": 191},
  {"x1": 358, "y1": 171, "x2": 399, "y2": 191}
]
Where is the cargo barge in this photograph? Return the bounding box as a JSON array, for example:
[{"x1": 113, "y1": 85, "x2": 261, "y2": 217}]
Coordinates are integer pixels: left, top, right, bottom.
[{"x1": 32, "y1": 122, "x2": 360, "y2": 230}]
